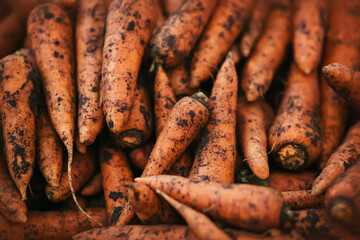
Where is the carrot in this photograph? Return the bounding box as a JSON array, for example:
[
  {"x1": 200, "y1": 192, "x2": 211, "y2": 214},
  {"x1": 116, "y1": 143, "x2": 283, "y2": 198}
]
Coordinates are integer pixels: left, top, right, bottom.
[
  {"x1": 76, "y1": 0, "x2": 108, "y2": 145},
  {"x1": 268, "y1": 63, "x2": 321, "y2": 170},
  {"x1": 239, "y1": 0, "x2": 270, "y2": 58},
  {"x1": 189, "y1": 54, "x2": 237, "y2": 183},
  {"x1": 136, "y1": 175, "x2": 293, "y2": 232},
  {"x1": 268, "y1": 171, "x2": 316, "y2": 192},
  {"x1": 0, "y1": 10, "x2": 24, "y2": 58},
  {"x1": 128, "y1": 142, "x2": 154, "y2": 170},
  {"x1": 115, "y1": 202, "x2": 136, "y2": 226},
  {"x1": 102, "y1": 0, "x2": 157, "y2": 135},
  {"x1": 293, "y1": 0, "x2": 328, "y2": 74},
  {"x1": 325, "y1": 161, "x2": 360, "y2": 231},
  {"x1": 128, "y1": 183, "x2": 182, "y2": 224},
  {"x1": 312, "y1": 121, "x2": 360, "y2": 196},
  {"x1": 162, "y1": 0, "x2": 184, "y2": 16},
  {"x1": 229, "y1": 43, "x2": 241, "y2": 64},
  {"x1": 168, "y1": 150, "x2": 192, "y2": 177},
  {"x1": 150, "y1": 0, "x2": 218, "y2": 68},
  {"x1": 0, "y1": 208, "x2": 107, "y2": 240},
  {"x1": 282, "y1": 190, "x2": 324, "y2": 210},
  {"x1": 241, "y1": 0, "x2": 291, "y2": 102},
  {"x1": 0, "y1": 54, "x2": 38, "y2": 200},
  {"x1": 45, "y1": 149, "x2": 96, "y2": 202},
  {"x1": 167, "y1": 61, "x2": 196, "y2": 97},
  {"x1": 318, "y1": 0, "x2": 360, "y2": 169},
  {"x1": 142, "y1": 92, "x2": 209, "y2": 176},
  {"x1": 81, "y1": 172, "x2": 103, "y2": 196},
  {"x1": 75, "y1": 130, "x2": 87, "y2": 154},
  {"x1": 157, "y1": 190, "x2": 232, "y2": 240},
  {"x1": 189, "y1": 0, "x2": 254, "y2": 88},
  {"x1": 322, "y1": 63, "x2": 360, "y2": 107},
  {"x1": 154, "y1": 0, "x2": 166, "y2": 29},
  {"x1": 236, "y1": 97, "x2": 274, "y2": 179}
]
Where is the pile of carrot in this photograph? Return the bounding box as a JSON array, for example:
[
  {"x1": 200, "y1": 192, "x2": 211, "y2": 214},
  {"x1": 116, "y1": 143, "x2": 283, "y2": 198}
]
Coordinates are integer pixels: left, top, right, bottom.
[{"x1": 0, "y1": 0, "x2": 360, "y2": 239}]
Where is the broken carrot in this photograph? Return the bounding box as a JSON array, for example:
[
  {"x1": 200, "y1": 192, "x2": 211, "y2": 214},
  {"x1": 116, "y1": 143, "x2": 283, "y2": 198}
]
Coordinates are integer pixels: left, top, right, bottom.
[{"x1": 282, "y1": 190, "x2": 324, "y2": 210}]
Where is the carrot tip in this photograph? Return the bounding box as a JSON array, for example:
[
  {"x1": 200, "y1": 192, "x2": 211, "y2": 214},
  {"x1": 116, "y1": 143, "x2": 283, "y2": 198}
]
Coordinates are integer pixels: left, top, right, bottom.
[
  {"x1": 252, "y1": 167, "x2": 270, "y2": 180},
  {"x1": 17, "y1": 212, "x2": 28, "y2": 224}
]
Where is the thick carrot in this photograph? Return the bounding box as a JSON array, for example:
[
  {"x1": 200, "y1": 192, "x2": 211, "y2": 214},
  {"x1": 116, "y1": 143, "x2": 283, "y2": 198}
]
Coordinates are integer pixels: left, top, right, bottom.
[
  {"x1": 128, "y1": 141, "x2": 154, "y2": 170},
  {"x1": 0, "y1": 208, "x2": 107, "y2": 240},
  {"x1": 81, "y1": 172, "x2": 103, "y2": 196},
  {"x1": 150, "y1": 0, "x2": 218, "y2": 68},
  {"x1": 268, "y1": 63, "x2": 321, "y2": 170},
  {"x1": 293, "y1": 0, "x2": 328, "y2": 74},
  {"x1": 236, "y1": 97, "x2": 274, "y2": 179},
  {"x1": 189, "y1": 54, "x2": 237, "y2": 183},
  {"x1": 142, "y1": 92, "x2": 209, "y2": 176},
  {"x1": 0, "y1": 54, "x2": 38, "y2": 200},
  {"x1": 240, "y1": 0, "x2": 270, "y2": 57},
  {"x1": 282, "y1": 190, "x2": 324, "y2": 210},
  {"x1": 102, "y1": 0, "x2": 157, "y2": 135},
  {"x1": 268, "y1": 171, "x2": 316, "y2": 192},
  {"x1": 241, "y1": 0, "x2": 291, "y2": 102},
  {"x1": 162, "y1": 0, "x2": 184, "y2": 16},
  {"x1": 322, "y1": 63, "x2": 360, "y2": 107},
  {"x1": 76, "y1": 0, "x2": 108, "y2": 145},
  {"x1": 312, "y1": 121, "x2": 360, "y2": 196},
  {"x1": 319, "y1": 0, "x2": 360, "y2": 169},
  {"x1": 136, "y1": 175, "x2": 293, "y2": 232},
  {"x1": 100, "y1": 137, "x2": 133, "y2": 225},
  {"x1": 190, "y1": 0, "x2": 254, "y2": 88},
  {"x1": 0, "y1": 10, "x2": 24, "y2": 58},
  {"x1": 325, "y1": 161, "x2": 360, "y2": 230},
  {"x1": 167, "y1": 62, "x2": 196, "y2": 97}
]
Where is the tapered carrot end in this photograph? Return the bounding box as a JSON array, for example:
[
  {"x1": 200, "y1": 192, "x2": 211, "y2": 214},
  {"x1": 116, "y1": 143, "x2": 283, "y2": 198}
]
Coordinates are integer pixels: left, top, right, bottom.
[
  {"x1": 16, "y1": 210, "x2": 28, "y2": 224},
  {"x1": 240, "y1": 45, "x2": 251, "y2": 58},
  {"x1": 252, "y1": 167, "x2": 269, "y2": 180},
  {"x1": 245, "y1": 88, "x2": 260, "y2": 102},
  {"x1": 47, "y1": 178, "x2": 61, "y2": 189},
  {"x1": 311, "y1": 183, "x2": 323, "y2": 196},
  {"x1": 115, "y1": 202, "x2": 135, "y2": 226},
  {"x1": 321, "y1": 63, "x2": 345, "y2": 84},
  {"x1": 295, "y1": 57, "x2": 315, "y2": 75},
  {"x1": 19, "y1": 186, "x2": 27, "y2": 201}
]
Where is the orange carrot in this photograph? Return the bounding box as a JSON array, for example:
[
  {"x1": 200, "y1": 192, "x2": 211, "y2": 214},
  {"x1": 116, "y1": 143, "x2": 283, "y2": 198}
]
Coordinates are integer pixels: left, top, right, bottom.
[
  {"x1": 167, "y1": 62, "x2": 196, "y2": 97},
  {"x1": 162, "y1": 0, "x2": 184, "y2": 16},
  {"x1": 236, "y1": 97, "x2": 274, "y2": 179},
  {"x1": 0, "y1": 10, "x2": 24, "y2": 58},
  {"x1": 229, "y1": 43, "x2": 241, "y2": 64},
  {"x1": 154, "y1": 0, "x2": 166, "y2": 28},
  {"x1": 241, "y1": 0, "x2": 291, "y2": 102},
  {"x1": 268, "y1": 171, "x2": 316, "y2": 192},
  {"x1": 312, "y1": 121, "x2": 360, "y2": 196},
  {"x1": 189, "y1": 54, "x2": 237, "y2": 183},
  {"x1": 75, "y1": 130, "x2": 87, "y2": 154},
  {"x1": 168, "y1": 150, "x2": 192, "y2": 177},
  {"x1": 81, "y1": 172, "x2": 103, "y2": 196},
  {"x1": 128, "y1": 142, "x2": 154, "y2": 170},
  {"x1": 282, "y1": 190, "x2": 324, "y2": 210},
  {"x1": 102, "y1": 0, "x2": 157, "y2": 135}
]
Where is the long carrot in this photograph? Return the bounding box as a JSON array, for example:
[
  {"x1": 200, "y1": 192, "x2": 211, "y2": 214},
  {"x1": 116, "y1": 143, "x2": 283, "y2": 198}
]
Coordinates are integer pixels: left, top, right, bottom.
[
  {"x1": 136, "y1": 175, "x2": 293, "y2": 232},
  {"x1": 81, "y1": 172, "x2": 103, "y2": 196},
  {"x1": 268, "y1": 171, "x2": 316, "y2": 192},
  {"x1": 268, "y1": 63, "x2": 321, "y2": 170},
  {"x1": 150, "y1": 0, "x2": 218, "y2": 68},
  {"x1": 0, "y1": 10, "x2": 24, "y2": 58},
  {"x1": 167, "y1": 61, "x2": 196, "y2": 97},
  {"x1": 241, "y1": 0, "x2": 291, "y2": 102},
  {"x1": 312, "y1": 121, "x2": 360, "y2": 196},
  {"x1": 128, "y1": 141, "x2": 154, "y2": 170},
  {"x1": 102, "y1": 0, "x2": 157, "y2": 135},
  {"x1": 236, "y1": 97, "x2": 274, "y2": 179},
  {"x1": 189, "y1": 53, "x2": 238, "y2": 183},
  {"x1": 189, "y1": 0, "x2": 254, "y2": 88},
  {"x1": 282, "y1": 190, "x2": 324, "y2": 210}
]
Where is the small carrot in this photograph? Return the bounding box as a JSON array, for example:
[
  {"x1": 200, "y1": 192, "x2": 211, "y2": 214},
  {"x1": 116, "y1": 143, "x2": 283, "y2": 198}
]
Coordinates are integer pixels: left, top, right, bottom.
[
  {"x1": 282, "y1": 190, "x2": 324, "y2": 210},
  {"x1": 81, "y1": 172, "x2": 103, "y2": 196},
  {"x1": 75, "y1": 130, "x2": 87, "y2": 154},
  {"x1": 166, "y1": 62, "x2": 196, "y2": 98},
  {"x1": 268, "y1": 171, "x2": 316, "y2": 192},
  {"x1": 189, "y1": 53, "x2": 238, "y2": 183},
  {"x1": 228, "y1": 43, "x2": 241, "y2": 64},
  {"x1": 241, "y1": 0, "x2": 291, "y2": 102},
  {"x1": 0, "y1": 10, "x2": 24, "y2": 58},
  {"x1": 236, "y1": 97, "x2": 274, "y2": 179},
  {"x1": 136, "y1": 175, "x2": 293, "y2": 232},
  {"x1": 102, "y1": 0, "x2": 157, "y2": 135},
  {"x1": 312, "y1": 121, "x2": 360, "y2": 196},
  {"x1": 128, "y1": 141, "x2": 154, "y2": 170},
  {"x1": 162, "y1": 0, "x2": 184, "y2": 16},
  {"x1": 150, "y1": 0, "x2": 218, "y2": 68}
]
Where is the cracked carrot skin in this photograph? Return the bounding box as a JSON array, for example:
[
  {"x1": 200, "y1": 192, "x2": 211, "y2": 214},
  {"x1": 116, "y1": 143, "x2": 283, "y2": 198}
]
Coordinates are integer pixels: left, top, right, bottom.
[
  {"x1": 0, "y1": 10, "x2": 24, "y2": 58},
  {"x1": 167, "y1": 62, "x2": 196, "y2": 97},
  {"x1": 312, "y1": 121, "x2": 360, "y2": 196},
  {"x1": 76, "y1": 0, "x2": 108, "y2": 145},
  {"x1": 268, "y1": 63, "x2": 321, "y2": 171},
  {"x1": 268, "y1": 171, "x2": 316, "y2": 192},
  {"x1": 0, "y1": 54, "x2": 38, "y2": 200},
  {"x1": 293, "y1": 0, "x2": 328, "y2": 74},
  {"x1": 81, "y1": 172, "x2": 103, "y2": 196},
  {"x1": 128, "y1": 142, "x2": 154, "y2": 170},
  {"x1": 236, "y1": 97, "x2": 273, "y2": 180},
  {"x1": 102, "y1": 0, "x2": 157, "y2": 135},
  {"x1": 189, "y1": 54, "x2": 238, "y2": 184},
  {"x1": 190, "y1": 0, "x2": 254, "y2": 89},
  {"x1": 150, "y1": 0, "x2": 218, "y2": 68},
  {"x1": 241, "y1": 0, "x2": 291, "y2": 102},
  {"x1": 282, "y1": 190, "x2": 324, "y2": 210}
]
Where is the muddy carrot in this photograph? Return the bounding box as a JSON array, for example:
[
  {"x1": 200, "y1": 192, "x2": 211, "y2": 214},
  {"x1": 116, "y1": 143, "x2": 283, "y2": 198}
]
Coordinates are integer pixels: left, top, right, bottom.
[
  {"x1": 312, "y1": 121, "x2": 360, "y2": 196},
  {"x1": 190, "y1": 0, "x2": 254, "y2": 88},
  {"x1": 136, "y1": 175, "x2": 293, "y2": 232},
  {"x1": 236, "y1": 97, "x2": 274, "y2": 179},
  {"x1": 75, "y1": 130, "x2": 87, "y2": 154},
  {"x1": 162, "y1": 0, "x2": 184, "y2": 16},
  {"x1": 189, "y1": 54, "x2": 237, "y2": 183},
  {"x1": 241, "y1": 0, "x2": 291, "y2": 102},
  {"x1": 282, "y1": 190, "x2": 324, "y2": 210},
  {"x1": 0, "y1": 10, "x2": 24, "y2": 58},
  {"x1": 128, "y1": 142, "x2": 154, "y2": 170},
  {"x1": 167, "y1": 61, "x2": 196, "y2": 97},
  {"x1": 322, "y1": 63, "x2": 360, "y2": 107},
  {"x1": 0, "y1": 54, "x2": 38, "y2": 200},
  {"x1": 168, "y1": 150, "x2": 192, "y2": 177},
  {"x1": 268, "y1": 63, "x2": 321, "y2": 171},
  {"x1": 325, "y1": 161, "x2": 360, "y2": 230},
  {"x1": 102, "y1": 0, "x2": 157, "y2": 135},
  {"x1": 76, "y1": 0, "x2": 107, "y2": 145},
  {"x1": 0, "y1": 208, "x2": 108, "y2": 240},
  {"x1": 81, "y1": 172, "x2": 103, "y2": 196},
  {"x1": 268, "y1": 171, "x2": 316, "y2": 192},
  {"x1": 293, "y1": 0, "x2": 328, "y2": 74},
  {"x1": 240, "y1": 0, "x2": 270, "y2": 57},
  {"x1": 150, "y1": 0, "x2": 217, "y2": 68}
]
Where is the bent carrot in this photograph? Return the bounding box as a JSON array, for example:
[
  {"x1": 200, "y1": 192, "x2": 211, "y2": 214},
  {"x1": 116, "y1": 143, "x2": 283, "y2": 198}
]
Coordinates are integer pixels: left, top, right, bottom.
[
  {"x1": 81, "y1": 172, "x2": 103, "y2": 196},
  {"x1": 0, "y1": 10, "x2": 24, "y2": 58},
  {"x1": 167, "y1": 62, "x2": 196, "y2": 97},
  {"x1": 236, "y1": 97, "x2": 274, "y2": 179},
  {"x1": 102, "y1": 0, "x2": 157, "y2": 135},
  {"x1": 282, "y1": 190, "x2": 324, "y2": 210},
  {"x1": 128, "y1": 142, "x2": 154, "y2": 170},
  {"x1": 312, "y1": 121, "x2": 360, "y2": 196},
  {"x1": 189, "y1": 54, "x2": 238, "y2": 183},
  {"x1": 268, "y1": 171, "x2": 316, "y2": 192}
]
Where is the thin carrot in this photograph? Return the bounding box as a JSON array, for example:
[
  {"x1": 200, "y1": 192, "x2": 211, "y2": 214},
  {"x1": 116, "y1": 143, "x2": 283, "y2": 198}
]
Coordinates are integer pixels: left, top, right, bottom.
[
  {"x1": 167, "y1": 61, "x2": 196, "y2": 97},
  {"x1": 128, "y1": 141, "x2": 154, "y2": 170},
  {"x1": 0, "y1": 10, "x2": 24, "y2": 58},
  {"x1": 189, "y1": 53, "x2": 237, "y2": 183},
  {"x1": 312, "y1": 121, "x2": 360, "y2": 196},
  {"x1": 282, "y1": 190, "x2": 324, "y2": 210},
  {"x1": 268, "y1": 171, "x2": 316, "y2": 192},
  {"x1": 236, "y1": 97, "x2": 274, "y2": 179},
  {"x1": 81, "y1": 172, "x2": 103, "y2": 196},
  {"x1": 102, "y1": 0, "x2": 157, "y2": 135}
]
